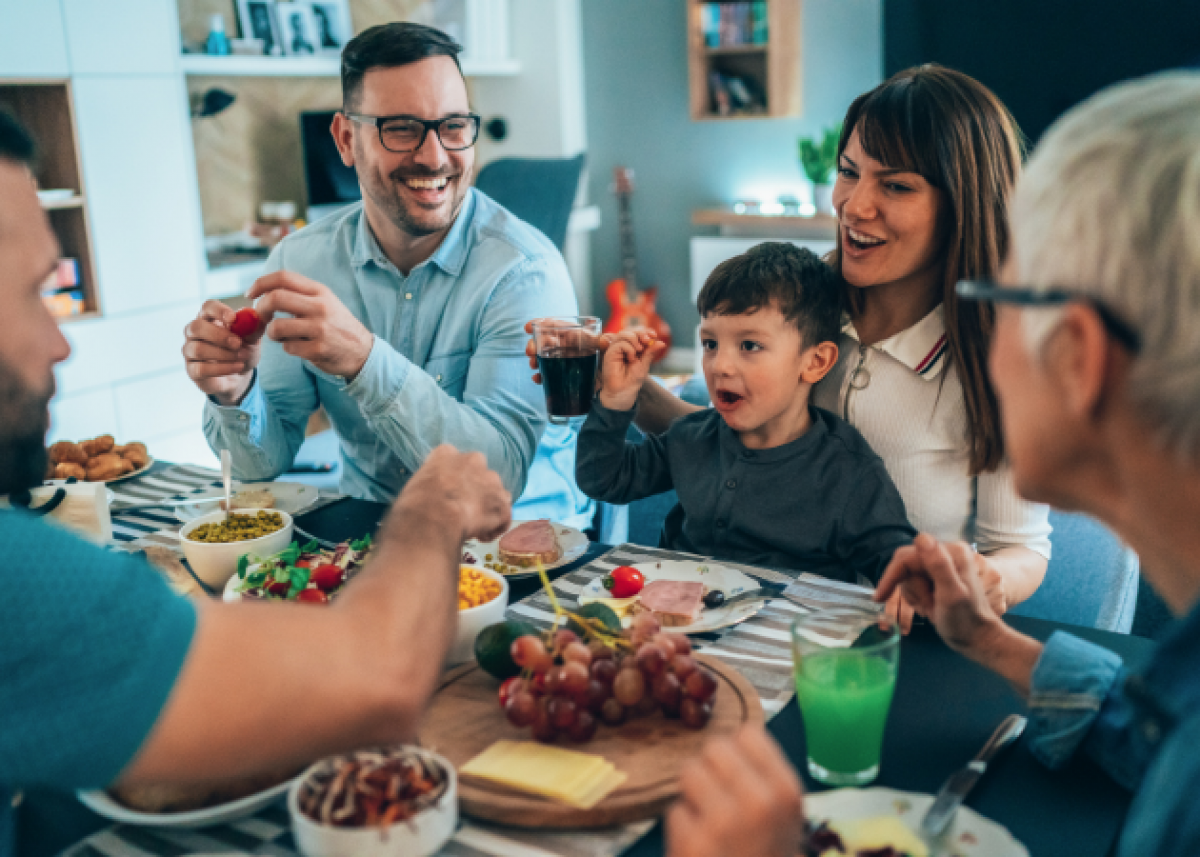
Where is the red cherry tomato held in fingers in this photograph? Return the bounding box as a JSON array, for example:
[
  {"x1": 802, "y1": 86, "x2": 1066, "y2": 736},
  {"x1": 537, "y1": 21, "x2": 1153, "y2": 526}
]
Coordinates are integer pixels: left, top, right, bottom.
[
  {"x1": 604, "y1": 566, "x2": 645, "y2": 598},
  {"x1": 229, "y1": 307, "x2": 262, "y2": 338},
  {"x1": 310, "y1": 563, "x2": 344, "y2": 592},
  {"x1": 296, "y1": 588, "x2": 329, "y2": 604}
]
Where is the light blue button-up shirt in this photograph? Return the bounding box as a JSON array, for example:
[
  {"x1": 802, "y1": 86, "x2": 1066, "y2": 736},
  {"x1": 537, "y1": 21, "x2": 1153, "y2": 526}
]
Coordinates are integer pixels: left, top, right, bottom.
[{"x1": 203, "y1": 189, "x2": 594, "y2": 528}]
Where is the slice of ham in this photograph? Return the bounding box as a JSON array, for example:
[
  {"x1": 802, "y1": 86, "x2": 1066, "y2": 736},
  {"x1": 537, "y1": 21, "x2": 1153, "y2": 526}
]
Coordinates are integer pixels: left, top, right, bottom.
[
  {"x1": 640, "y1": 580, "x2": 705, "y2": 627},
  {"x1": 498, "y1": 519, "x2": 562, "y2": 567}
]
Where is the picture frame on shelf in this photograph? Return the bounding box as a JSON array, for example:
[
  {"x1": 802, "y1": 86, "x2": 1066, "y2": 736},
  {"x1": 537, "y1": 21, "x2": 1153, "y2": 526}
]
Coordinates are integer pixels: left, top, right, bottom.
[
  {"x1": 278, "y1": 3, "x2": 319, "y2": 56},
  {"x1": 307, "y1": 0, "x2": 353, "y2": 55},
  {"x1": 236, "y1": 0, "x2": 283, "y2": 56}
]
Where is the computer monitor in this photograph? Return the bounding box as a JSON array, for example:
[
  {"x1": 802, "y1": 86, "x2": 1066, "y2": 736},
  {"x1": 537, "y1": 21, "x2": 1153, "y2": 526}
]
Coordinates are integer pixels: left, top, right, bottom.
[{"x1": 300, "y1": 110, "x2": 361, "y2": 221}]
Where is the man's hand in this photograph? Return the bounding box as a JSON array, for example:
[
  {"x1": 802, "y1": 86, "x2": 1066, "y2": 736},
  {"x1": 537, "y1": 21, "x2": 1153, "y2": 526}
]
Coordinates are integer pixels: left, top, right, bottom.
[
  {"x1": 384, "y1": 445, "x2": 512, "y2": 547},
  {"x1": 597, "y1": 330, "x2": 668, "y2": 411},
  {"x1": 666, "y1": 726, "x2": 805, "y2": 857},
  {"x1": 523, "y1": 318, "x2": 613, "y2": 386},
  {"x1": 875, "y1": 534, "x2": 1007, "y2": 657},
  {"x1": 882, "y1": 587, "x2": 919, "y2": 635},
  {"x1": 249, "y1": 271, "x2": 375, "y2": 380},
  {"x1": 183, "y1": 300, "x2": 264, "y2": 406}
]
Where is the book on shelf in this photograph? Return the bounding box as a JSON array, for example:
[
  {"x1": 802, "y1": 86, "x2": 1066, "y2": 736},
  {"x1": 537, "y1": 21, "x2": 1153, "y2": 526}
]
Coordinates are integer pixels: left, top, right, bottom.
[{"x1": 699, "y1": 2, "x2": 768, "y2": 48}]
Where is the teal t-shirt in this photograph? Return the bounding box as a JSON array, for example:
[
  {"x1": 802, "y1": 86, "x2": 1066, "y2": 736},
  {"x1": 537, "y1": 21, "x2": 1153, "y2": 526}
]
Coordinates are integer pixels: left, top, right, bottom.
[{"x1": 0, "y1": 509, "x2": 197, "y2": 855}]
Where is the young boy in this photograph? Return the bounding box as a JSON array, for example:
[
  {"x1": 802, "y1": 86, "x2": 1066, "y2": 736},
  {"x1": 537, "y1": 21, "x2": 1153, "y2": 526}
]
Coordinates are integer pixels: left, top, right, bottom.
[{"x1": 576, "y1": 242, "x2": 915, "y2": 582}]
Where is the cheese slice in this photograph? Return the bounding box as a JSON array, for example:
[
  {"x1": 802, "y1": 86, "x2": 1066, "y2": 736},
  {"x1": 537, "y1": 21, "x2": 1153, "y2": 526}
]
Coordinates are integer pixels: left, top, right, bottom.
[
  {"x1": 829, "y1": 816, "x2": 929, "y2": 857},
  {"x1": 460, "y1": 740, "x2": 627, "y2": 809}
]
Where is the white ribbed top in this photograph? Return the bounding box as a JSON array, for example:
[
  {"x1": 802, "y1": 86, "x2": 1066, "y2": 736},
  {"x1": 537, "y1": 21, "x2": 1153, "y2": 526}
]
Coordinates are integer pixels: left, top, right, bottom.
[{"x1": 812, "y1": 306, "x2": 1052, "y2": 559}]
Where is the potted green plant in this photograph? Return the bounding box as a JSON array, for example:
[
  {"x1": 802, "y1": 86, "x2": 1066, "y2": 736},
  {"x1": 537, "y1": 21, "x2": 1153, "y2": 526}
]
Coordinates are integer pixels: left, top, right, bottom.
[{"x1": 798, "y1": 122, "x2": 842, "y2": 215}]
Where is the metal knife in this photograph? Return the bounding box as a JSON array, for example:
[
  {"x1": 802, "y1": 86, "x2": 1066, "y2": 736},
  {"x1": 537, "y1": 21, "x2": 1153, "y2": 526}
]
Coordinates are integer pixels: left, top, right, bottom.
[
  {"x1": 709, "y1": 583, "x2": 786, "y2": 609},
  {"x1": 920, "y1": 713, "x2": 1027, "y2": 843}
]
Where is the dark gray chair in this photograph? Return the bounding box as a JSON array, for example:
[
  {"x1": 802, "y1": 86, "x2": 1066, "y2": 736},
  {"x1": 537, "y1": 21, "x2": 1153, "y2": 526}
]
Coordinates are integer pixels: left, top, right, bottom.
[
  {"x1": 474, "y1": 154, "x2": 586, "y2": 252},
  {"x1": 1010, "y1": 510, "x2": 1139, "y2": 633}
]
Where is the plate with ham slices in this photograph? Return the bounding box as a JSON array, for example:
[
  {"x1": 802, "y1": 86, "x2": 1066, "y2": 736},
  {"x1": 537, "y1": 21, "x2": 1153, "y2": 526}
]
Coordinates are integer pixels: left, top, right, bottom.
[
  {"x1": 462, "y1": 519, "x2": 590, "y2": 578},
  {"x1": 576, "y1": 559, "x2": 766, "y2": 634}
]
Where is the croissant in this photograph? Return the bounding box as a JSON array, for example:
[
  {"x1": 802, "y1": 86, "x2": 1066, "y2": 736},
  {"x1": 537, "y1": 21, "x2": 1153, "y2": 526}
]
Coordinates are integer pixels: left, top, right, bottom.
[
  {"x1": 85, "y1": 452, "x2": 129, "y2": 481},
  {"x1": 48, "y1": 441, "x2": 88, "y2": 465},
  {"x1": 53, "y1": 462, "x2": 86, "y2": 480},
  {"x1": 81, "y1": 435, "x2": 115, "y2": 457}
]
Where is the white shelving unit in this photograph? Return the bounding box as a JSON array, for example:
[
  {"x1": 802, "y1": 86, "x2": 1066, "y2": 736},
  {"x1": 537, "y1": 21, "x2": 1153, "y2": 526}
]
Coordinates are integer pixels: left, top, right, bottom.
[{"x1": 180, "y1": 54, "x2": 519, "y2": 78}]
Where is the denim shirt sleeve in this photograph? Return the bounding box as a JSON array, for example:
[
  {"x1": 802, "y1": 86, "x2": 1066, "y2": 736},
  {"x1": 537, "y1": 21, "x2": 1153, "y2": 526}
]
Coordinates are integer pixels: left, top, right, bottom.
[
  {"x1": 201, "y1": 250, "x2": 318, "y2": 481},
  {"x1": 1028, "y1": 631, "x2": 1150, "y2": 791},
  {"x1": 340, "y1": 256, "x2": 573, "y2": 497}
]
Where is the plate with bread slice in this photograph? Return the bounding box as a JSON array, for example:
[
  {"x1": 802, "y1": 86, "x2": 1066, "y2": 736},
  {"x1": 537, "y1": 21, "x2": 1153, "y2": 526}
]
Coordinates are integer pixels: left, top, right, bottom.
[
  {"x1": 462, "y1": 518, "x2": 589, "y2": 578},
  {"x1": 173, "y1": 481, "x2": 319, "y2": 523}
]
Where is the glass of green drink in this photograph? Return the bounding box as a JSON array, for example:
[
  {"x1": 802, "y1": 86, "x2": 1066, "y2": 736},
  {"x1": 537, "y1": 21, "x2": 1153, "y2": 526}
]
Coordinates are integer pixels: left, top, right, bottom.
[{"x1": 791, "y1": 608, "x2": 900, "y2": 786}]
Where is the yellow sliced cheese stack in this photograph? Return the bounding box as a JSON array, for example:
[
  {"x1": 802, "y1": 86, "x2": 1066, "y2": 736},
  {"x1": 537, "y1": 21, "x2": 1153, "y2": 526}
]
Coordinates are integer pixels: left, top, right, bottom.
[
  {"x1": 828, "y1": 815, "x2": 929, "y2": 857},
  {"x1": 460, "y1": 740, "x2": 627, "y2": 809}
]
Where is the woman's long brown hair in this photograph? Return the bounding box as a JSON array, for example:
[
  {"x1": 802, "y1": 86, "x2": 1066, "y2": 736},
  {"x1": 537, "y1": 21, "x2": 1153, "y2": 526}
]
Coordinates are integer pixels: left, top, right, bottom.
[{"x1": 834, "y1": 64, "x2": 1024, "y2": 475}]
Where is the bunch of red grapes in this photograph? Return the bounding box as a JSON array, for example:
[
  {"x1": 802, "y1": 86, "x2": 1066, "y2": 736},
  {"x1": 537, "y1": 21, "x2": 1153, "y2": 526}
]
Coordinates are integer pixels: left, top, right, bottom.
[{"x1": 500, "y1": 612, "x2": 719, "y2": 743}]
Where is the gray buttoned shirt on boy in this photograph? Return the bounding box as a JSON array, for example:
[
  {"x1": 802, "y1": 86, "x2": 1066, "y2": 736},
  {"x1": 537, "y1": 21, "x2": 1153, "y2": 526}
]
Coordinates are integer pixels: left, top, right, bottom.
[{"x1": 577, "y1": 402, "x2": 916, "y2": 583}]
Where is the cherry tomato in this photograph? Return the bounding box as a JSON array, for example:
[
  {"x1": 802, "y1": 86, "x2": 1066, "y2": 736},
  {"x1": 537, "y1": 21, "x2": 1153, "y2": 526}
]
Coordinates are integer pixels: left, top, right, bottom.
[
  {"x1": 265, "y1": 580, "x2": 290, "y2": 597},
  {"x1": 294, "y1": 558, "x2": 315, "y2": 569},
  {"x1": 310, "y1": 563, "x2": 344, "y2": 592},
  {"x1": 604, "y1": 566, "x2": 645, "y2": 598},
  {"x1": 296, "y1": 588, "x2": 329, "y2": 604},
  {"x1": 229, "y1": 307, "x2": 262, "y2": 338},
  {"x1": 499, "y1": 676, "x2": 523, "y2": 709}
]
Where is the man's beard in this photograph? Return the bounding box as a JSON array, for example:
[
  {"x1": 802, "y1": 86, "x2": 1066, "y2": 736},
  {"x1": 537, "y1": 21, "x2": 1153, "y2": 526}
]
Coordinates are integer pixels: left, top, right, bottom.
[
  {"x1": 361, "y1": 163, "x2": 470, "y2": 238},
  {"x1": 0, "y1": 364, "x2": 52, "y2": 496}
]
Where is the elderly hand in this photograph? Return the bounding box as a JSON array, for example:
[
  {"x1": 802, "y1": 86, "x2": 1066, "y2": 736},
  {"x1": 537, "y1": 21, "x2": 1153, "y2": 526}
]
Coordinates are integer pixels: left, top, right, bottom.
[
  {"x1": 182, "y1": 300, "x2": 265, "y2": 405},
  {"x1": 666, "y1": 725, "x2": 805, "y2": 857},
  {"x1": 248, "y1": 271, "x2": 375, "y2": 381},
  {"x1": 384, "y1": 446, "x2": 512, "y2": 547},
  {"x1": 874, "y1": 534, "x2": 1006, "y2": 657}
]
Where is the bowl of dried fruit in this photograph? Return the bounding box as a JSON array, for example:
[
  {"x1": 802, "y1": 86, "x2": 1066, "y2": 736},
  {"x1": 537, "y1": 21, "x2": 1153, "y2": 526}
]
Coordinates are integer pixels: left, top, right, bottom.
[{"x1": 288, "y1": 746, "x2": 457, "y2": 857}]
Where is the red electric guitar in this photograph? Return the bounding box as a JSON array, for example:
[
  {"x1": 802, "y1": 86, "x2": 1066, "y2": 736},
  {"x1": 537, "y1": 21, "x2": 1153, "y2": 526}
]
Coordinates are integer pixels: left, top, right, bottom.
[{"x1": 603, "y1": 167, "x2": 672, "y2": 356}]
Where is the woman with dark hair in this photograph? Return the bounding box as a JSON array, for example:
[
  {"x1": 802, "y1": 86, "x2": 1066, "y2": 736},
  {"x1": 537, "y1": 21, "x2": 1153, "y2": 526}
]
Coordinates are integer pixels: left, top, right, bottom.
[{"x1": 531, "y1": 65, "x2": 1051, "y2": 626}]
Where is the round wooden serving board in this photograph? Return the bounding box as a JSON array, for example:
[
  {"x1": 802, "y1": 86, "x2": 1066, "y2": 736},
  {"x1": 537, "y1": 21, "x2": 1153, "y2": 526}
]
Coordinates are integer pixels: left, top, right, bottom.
[{"x1": 421, "y1": 654, "x2": 764, "y2": 829}]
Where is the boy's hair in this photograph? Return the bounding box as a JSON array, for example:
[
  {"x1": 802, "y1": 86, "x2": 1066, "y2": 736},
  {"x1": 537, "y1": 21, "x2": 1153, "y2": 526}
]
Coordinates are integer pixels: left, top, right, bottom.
[
  {"x1": 341, "y1": 23, "x2": 463, "y2": 111},
  {"x1": 697, "y1": 243, "x2": 843, "y2": 347}
]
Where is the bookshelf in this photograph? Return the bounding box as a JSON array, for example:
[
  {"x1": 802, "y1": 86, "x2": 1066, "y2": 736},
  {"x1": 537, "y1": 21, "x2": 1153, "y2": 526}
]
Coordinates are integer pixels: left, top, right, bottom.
[
  {"x1": 0, "y1": 80, "x2": 100, "y2": 322},
  {"x1": 687, "y1": 0, "x2": 802, "y2": 120}
]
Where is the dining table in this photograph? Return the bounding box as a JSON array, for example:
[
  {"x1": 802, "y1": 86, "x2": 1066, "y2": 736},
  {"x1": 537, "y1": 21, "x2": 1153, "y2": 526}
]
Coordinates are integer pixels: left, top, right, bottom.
[{"x1": 19, "y1": 469, "x2": 1153, "y2": 857}]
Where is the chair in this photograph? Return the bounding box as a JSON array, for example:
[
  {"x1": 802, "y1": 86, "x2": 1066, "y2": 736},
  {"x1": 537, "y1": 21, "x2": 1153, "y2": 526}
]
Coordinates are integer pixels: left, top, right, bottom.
[
  {"x1": 473, "y1": 154, "x2": 586, "y2": 252},
  {"x1": 286, "y1": 428, "x2": 342, "y2": 492},
  {"x1": 1009, "y1": 510, "x2": 1140, "y2": 633}
]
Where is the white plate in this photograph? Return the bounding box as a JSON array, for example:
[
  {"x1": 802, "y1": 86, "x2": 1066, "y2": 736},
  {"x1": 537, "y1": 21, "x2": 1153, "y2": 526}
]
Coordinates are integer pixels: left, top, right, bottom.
[
  {"x1": 77, "y1": 775, "x2": 297, "y2": 829},
  {"x1": 578, "y1": 558, "x2": 764, "y2": 634},
  {"x1": 461, "y1": 520, "x2": 589, "y2": 578},
  {"x1": 175, "y1": 481, "x2": 320, "y2": 522},
  {"x1": 806, "y1": 787, "x2": 1029, "y2": 856}
]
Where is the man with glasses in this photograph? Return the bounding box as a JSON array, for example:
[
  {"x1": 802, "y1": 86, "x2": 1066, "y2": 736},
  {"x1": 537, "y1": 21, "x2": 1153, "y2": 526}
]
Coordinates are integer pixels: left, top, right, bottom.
[{"x1": 183, "y1": 23, "x2": 592, "y2": 528}]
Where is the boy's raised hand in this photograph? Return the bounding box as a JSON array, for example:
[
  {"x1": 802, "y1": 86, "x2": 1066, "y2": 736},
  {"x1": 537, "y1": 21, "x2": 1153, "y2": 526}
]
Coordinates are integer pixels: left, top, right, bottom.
[{"x1": 597, "y1": 329, "x2": 668, "y2": 412}]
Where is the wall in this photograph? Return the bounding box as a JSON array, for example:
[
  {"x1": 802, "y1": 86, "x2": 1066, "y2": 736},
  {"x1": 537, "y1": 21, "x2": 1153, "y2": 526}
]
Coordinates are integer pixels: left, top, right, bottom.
[{"x1": 581, "y1": 0, "x2": 882, "y2": 338}]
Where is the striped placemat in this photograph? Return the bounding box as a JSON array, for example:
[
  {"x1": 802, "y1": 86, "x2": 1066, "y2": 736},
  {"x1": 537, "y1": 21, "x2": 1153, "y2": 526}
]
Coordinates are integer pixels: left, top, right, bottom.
[
  {"x1": 65, "y1": 543, "x2": 875, "y2": 857},
  {"x1": 105, "y1": 464, "x2": 344, "y2": 552}
]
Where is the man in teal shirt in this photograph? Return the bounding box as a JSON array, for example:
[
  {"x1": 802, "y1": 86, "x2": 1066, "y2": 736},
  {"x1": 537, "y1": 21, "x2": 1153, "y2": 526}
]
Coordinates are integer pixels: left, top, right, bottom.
[
  {"x1": 184, "y1": 23, "x2": 593, "y2": 528},
  {"x1": 0, "y1": 111, "x2": 512, "y2": 855}
]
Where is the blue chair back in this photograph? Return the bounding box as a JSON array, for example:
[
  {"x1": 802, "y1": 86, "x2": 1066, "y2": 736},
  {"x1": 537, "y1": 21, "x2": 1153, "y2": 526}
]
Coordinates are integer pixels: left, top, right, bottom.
[
  {"x1": 1009, "y1": 510, "x2": 1139, "y2": 633},
  {"x1": 474, "y1": 154, "x2": 585, "y2": 252}
]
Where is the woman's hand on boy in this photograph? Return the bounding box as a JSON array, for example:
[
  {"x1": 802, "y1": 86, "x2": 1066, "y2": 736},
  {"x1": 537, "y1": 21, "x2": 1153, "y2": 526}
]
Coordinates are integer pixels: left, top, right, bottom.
[{"x1": 597, "y1": 330, "x2": 668, "y2": 411}]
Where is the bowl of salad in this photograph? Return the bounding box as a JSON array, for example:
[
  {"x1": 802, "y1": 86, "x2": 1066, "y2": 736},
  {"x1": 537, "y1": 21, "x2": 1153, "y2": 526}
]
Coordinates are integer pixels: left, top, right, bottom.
[{"x1": 223, "y1": 534, "x2": 373, "y2": 604}]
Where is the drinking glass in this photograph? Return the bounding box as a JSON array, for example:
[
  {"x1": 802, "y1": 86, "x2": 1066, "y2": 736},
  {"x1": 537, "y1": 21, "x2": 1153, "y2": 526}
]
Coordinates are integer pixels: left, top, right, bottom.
[
  {"x1": 791, "y1": 608, "x2": 900, "y2": 786},
  {"x1": 530, "y1": 317, "x2": 603, "y2": 424}
]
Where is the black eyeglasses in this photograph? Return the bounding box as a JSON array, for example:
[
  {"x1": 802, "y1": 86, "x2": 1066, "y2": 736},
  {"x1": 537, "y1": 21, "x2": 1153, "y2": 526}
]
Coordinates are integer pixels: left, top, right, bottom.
[
  {"x1": 344, "y1": 112, "x2": 481, "y2": 153},
  {"x1": 956, "y1": 280, "x2": 1142, "y2": 354}
]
